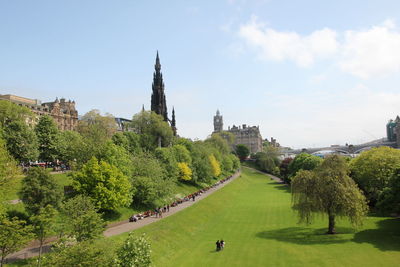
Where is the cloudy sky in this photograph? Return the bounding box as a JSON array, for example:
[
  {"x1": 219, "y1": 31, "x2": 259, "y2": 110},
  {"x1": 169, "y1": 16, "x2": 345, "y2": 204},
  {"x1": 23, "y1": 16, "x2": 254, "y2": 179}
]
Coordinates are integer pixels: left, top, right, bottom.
[{"x1": 1, "y1": 0, "x2": 400, "y2": 148}]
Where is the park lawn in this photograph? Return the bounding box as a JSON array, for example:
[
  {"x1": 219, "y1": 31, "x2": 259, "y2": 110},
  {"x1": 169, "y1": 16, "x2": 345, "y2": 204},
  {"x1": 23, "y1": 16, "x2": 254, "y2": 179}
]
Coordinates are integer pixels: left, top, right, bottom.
[
  {"x1": 106, "y1": 168, "x2": 400, "y2": 267},
  {"x1": 3, "y1": 172, "x2": 71, "y2": 201}
]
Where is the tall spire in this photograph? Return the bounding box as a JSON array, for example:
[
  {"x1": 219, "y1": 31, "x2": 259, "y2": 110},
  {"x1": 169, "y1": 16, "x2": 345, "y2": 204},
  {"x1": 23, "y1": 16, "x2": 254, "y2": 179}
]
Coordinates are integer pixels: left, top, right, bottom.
[
  {"x1": 155, "y1": 50, "x2": 161, "y2": 71},
  {"x1": 171, "y1": 106, "x2": 177, "y2": 136},
  {"x1": 151, "y1": 51, "x2": 168, "y2": 122}
]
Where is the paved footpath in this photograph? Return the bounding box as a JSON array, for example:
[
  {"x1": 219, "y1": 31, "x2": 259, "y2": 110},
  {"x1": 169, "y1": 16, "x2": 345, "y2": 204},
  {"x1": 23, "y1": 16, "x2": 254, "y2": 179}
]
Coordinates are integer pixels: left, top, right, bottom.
[{"x1": 5, "y1": 170, "x2": 242, "y2": 263}]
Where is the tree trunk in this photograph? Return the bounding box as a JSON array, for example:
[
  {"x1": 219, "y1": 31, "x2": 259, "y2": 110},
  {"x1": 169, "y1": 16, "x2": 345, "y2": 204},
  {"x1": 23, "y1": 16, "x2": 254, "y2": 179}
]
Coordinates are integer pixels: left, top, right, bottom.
[
  {"x1": 37, "y1": 239, "x2": 43, "y2": 267},
  {"x1": 1, "y1": 255, "x2": 4, "y2": 267},
  {"x1": 327, "y1": 214, "x2": 336, "y2": 234}
]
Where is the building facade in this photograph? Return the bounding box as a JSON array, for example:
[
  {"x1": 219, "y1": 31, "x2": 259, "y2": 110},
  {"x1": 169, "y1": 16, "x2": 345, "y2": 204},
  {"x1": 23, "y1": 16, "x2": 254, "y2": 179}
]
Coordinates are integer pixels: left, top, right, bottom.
[
  {"x1": 0, "y1": 94, "x2": 78, "y2": 131},
  {"x1": 213, "y1": 110, "x2": 263, "y2": 154}
]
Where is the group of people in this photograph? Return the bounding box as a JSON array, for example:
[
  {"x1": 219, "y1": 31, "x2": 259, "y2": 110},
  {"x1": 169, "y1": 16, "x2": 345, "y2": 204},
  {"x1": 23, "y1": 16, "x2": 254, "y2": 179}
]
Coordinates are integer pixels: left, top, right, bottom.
[
  {"x1": 216, "y1": 239, "x2": 226, "y2": 251},
  {"x1": 129, "y1": 173, "x2": 237, "y2": 223}
]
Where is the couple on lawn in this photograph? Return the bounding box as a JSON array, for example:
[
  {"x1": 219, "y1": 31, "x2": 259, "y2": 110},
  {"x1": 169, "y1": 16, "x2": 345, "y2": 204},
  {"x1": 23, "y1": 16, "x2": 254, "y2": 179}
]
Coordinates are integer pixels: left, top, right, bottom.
[{"x1": 216, "y1": 239, "x2": 225, "y2": 251}]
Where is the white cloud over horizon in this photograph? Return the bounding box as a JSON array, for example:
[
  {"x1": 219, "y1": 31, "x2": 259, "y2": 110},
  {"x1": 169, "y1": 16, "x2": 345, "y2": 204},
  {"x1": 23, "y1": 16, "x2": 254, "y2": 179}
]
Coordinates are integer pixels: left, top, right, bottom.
[{"x1": 237, "y1": 16, "x2": 400, "y2": 78}]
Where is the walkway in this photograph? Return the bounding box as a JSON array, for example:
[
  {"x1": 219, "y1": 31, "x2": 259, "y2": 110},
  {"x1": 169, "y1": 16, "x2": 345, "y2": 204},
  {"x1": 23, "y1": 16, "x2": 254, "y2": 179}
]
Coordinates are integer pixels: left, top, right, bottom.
[{"x1": 5, "y1": 170, "x2": 242, "y2": 263}]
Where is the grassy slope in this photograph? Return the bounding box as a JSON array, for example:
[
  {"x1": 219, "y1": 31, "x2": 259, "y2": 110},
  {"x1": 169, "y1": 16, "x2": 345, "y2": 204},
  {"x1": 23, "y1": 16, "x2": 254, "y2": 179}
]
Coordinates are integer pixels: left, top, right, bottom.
[{"x1": 107, "y1": 168, "x2": 400, "y2": 267}]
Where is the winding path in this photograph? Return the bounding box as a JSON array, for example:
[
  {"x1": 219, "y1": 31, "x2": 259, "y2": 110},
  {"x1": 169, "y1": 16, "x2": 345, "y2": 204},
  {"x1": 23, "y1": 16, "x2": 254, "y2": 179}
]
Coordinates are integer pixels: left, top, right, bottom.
[{"x1": 5, "y1": 170, "x2": 242, "y2": 263}]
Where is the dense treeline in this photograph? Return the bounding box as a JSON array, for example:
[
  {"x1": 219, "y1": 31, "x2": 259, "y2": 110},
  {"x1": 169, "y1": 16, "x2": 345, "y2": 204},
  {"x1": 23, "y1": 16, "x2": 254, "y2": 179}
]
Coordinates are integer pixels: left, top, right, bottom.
[{"x1": 0, "y1": 100, "x2": 240, "y2": 265}]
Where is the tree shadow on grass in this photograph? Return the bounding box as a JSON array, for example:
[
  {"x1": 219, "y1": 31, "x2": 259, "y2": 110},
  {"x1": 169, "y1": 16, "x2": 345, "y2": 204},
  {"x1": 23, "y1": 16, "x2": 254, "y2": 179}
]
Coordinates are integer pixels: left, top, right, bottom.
[
  {"x1": 271, "y1": 183, "x2": 291, "y2": 193},
  {"x1": 102, "y1": 209, "x2": 123, "y2": 221},
  {"x1": 352, "y1": 218, "x2": 400, "y2": 251},
  {"x1": 256, "y1": 227, "x2": 353, "y2": 245}
]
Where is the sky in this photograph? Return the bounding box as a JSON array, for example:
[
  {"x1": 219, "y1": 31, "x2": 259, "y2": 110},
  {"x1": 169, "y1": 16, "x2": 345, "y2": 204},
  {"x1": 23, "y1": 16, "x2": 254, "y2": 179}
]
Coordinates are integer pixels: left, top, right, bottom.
[{"x1": 1, "y1": 0, "x2": 400, "y2": 149}]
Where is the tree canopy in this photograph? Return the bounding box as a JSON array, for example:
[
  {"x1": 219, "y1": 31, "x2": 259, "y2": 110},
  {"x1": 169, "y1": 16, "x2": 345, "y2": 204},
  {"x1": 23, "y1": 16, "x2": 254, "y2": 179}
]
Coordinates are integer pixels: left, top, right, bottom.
[
  {"x1": 20, "y1": 167, "x2": 63, "y2": 215},
  {"x1": 291, "y1": 155, "x2": 368, "y2": 234},
  {"x1": 349, "y1": 146, "x2": 400, "y2": 205},
  {"x1": 72, "y1": 157, "x2": 132, "y2": 210}
]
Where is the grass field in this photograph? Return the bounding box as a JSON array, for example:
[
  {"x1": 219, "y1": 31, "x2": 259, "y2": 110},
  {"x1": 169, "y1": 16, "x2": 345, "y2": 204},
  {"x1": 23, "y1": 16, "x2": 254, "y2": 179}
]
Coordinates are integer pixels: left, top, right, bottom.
[{"x1": 106, "y1": 167, "x2": 400, "y2": 267}]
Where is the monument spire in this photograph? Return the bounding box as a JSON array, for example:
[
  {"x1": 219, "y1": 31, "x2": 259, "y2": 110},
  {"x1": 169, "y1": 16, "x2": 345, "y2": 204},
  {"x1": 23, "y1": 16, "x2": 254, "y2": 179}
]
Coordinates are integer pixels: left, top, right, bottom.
[
  {"x1": 151, "y1": 51, "x2": 168, "y2": 122},
  {"x1": 171, "y1": 106, "x2": 177, "y2": 136}
]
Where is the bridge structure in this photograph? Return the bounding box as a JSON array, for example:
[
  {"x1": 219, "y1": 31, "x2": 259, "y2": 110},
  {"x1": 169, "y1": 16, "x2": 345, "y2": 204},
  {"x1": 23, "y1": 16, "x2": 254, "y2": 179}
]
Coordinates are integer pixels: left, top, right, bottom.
[{"x1": 281, "y1": 138, "x2": 397, "y2": 156}]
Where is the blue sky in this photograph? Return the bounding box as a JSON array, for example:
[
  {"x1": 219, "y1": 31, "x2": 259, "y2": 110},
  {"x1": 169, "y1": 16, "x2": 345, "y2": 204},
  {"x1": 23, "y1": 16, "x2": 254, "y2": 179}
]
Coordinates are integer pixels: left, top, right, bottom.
[{"x1": 1, "y1": 0, "x2": 400, "y2": 148}]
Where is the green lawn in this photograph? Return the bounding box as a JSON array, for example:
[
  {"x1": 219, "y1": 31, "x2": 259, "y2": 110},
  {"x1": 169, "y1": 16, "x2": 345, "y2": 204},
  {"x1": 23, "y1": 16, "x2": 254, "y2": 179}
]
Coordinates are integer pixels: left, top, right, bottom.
[{"x1": 106, "y1": 168, "x2": 400, "y2": 267}]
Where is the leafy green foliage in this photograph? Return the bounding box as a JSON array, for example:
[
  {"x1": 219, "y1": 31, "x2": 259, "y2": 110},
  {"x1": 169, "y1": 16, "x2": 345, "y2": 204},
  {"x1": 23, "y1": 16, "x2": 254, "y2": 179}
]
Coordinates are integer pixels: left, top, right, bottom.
[
  {"x1": 42, "y1": 239, "x2": 114, "y2": 267},
  {"x1": 0, "y1": 100, "x2": 34, "y2": 128},
  {"x1": 0, "y1": 217, "x2": 33, "y2": 266},
  {"x1": 376, "y1": 168, "x2": 400, "y2": 214},
  {"x1": 20, "y1": 167, "x2": 63, "y2": 215},
  {"x1": 154, "y1": 147, "x2": 179, "y2": 180},
  {"x1": 60, "y1": 195, "x2": 105, "y2": 242},
  {"x1": 0, "y1": 137, "x2": 20, "y2": 216},
  {"x1": 3, "y1": 120, "x2": 38, "y2": 163},
  {"x1": 349, "y1": 146, "x2": 400, "y2": 205},
  {"x1": 287, "y1": 153, "x2": 322, "y2": 183},
  {"x1": 235, "y1": 144, "x2": 250, "y2": 161},
  {"x1": 279, "y1": 157, "x2": 293, "y2": 183},
  {"x1": 31, "y1": 205, "x2": 58, "y2": 265},
  {"x1": 115, "y1": 233, "x2": 152, "y2": 267},
  {"x1": 72, "y1": 157, "x2": 132, "y2": 210},
  {"x1": 130, "y1": 153, "x2": 173, "y2": 207},
  {"x1": 35, "y1": 115, "x2": 60, "y2": 162},
  {"x1": 291, "y1": 155, "x2": 368, "y2": 234},
  {"x1": 130, "y1": 111, "x2": 173, "y2": 150},
  {"x1": 112, "y1": 131, "x2": 141, "y2": 155},
  {"x1": 56, "y1": 130, "x2": 85, "y2": 164}
]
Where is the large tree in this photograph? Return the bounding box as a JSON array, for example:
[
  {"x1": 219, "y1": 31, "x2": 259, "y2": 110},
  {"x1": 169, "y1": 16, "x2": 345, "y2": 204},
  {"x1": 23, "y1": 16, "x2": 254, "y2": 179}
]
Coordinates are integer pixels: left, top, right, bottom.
[
  {"x1": 20, "y1": 167, "x2": 63, "y2": 215},
  {"x1": 235, "y1": 144, "x2": 249, "y2": 161},
  {"x1": 35, "y1": 115, "x2": 60, "y2": 162},
  {"x1": 3, "y1": 120, "x2": 38, "y2": 163},
  {"x1": 60, "y1": 195, "x2": 105, "y2": 242},
  {"x1": 56, "y1": 130, "x2": 85, "y2": 165},
  {"x1": 115, "y1": 233, "x2": 152, "y2": 267},
  {"x1": 31, "y1": 205, "x2": 58, "y2": 266},
  {"x1": 72, "y1": 157, "x2": 132, "y2": 211},
  {"x1": 349, "y1": 146, "x2": 400, "y2": 205},
  {"x1": 0, "y1": 100, "x2": 34, "y2": 128},
  {"x1": 291, "y1": 155, "x2": 368, "y2": 234},
  {"x1": 130, "y1": 153, "x2": 174, "y2": 207},
  {"x1": 42, "y1": 240, "x2": 114, "y2": 267},
  {"x1": 0, "y1": 217, "x2": 33, "y2": 267},
  {"x1": 287, "y1": 153, "x2": 322, "y2": 182},
  {"x1": 0, "y1": 137, "x2": 20, "y2": 216},
  {"x1": 130, "y1": 111, "x2": 173, "y2": 150},
  {"x1": 377, "y1": 168, "x2": 400, "y2": 214}
]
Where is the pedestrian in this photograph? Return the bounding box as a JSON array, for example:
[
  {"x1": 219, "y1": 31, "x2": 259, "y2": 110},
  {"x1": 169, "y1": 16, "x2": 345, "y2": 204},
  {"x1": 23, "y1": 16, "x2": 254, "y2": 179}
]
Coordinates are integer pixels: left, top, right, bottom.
[
  {"x1": 167, "y1": 204, "x2": 170, "y2": 212},
  {"x1": 192, "y1": 195, "x2": 195, "y2": 201},
  {"x1": 216, "y1": 240, "x2": 220, "y2": 251},
  {"x1": 220, "y1": 239, "x2": 225, "y2": 250},
  {"x1": 158, "y1": 207, "x2": 163, "y2": 218}
]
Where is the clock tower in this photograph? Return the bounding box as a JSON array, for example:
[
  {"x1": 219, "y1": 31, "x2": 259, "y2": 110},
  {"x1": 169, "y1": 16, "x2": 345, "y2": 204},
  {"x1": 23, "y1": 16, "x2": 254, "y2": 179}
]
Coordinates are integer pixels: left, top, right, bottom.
[{"x1": 213, "y1": 110, "x2": 223, "y2": 132}]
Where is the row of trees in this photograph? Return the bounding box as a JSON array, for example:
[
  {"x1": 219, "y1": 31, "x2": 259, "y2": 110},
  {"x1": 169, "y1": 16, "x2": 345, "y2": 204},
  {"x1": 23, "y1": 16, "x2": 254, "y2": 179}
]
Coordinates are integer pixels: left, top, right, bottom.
[{"x1": 0, "y1": 100, "x2": 241, "y2": 265}]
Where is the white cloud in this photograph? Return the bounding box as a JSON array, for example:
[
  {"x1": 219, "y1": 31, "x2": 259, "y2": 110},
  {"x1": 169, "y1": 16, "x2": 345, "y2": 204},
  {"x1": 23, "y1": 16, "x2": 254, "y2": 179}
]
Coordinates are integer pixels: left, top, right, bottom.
[
  {"x1": 236, "y1": 16, "x2": 400, "y2": 78},
  {"x1": 238, "y1": 15, "x2": 338, "y2": 67},
  {"x1": 340, "y1": 19, "x2": 400, "y2": 78}
]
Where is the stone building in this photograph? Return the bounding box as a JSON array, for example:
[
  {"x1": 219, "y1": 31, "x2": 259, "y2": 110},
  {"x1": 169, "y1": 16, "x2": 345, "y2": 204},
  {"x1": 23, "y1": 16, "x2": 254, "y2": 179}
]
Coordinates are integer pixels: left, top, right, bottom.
[
  {"x1": 213, "y1": 110, "x2": 263, "y2": 154},
  {"x1": 0, "y1": 94, "x2": 78, "y2": 131}
]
